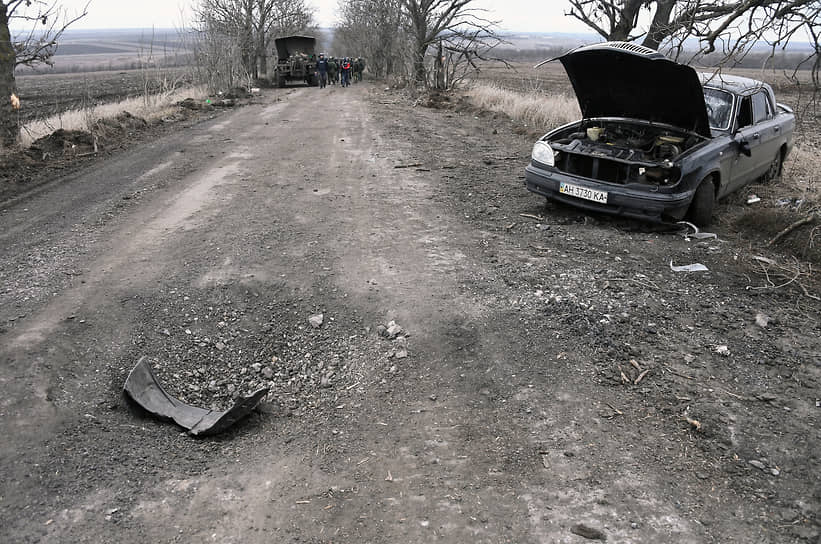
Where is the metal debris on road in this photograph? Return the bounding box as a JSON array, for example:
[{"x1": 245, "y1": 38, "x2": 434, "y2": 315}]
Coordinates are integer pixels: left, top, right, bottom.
[
  {"x1": 676, "y1": 221, "x2": 718, "y2": 240},
  {"x1": 123, "y1": 357, "x2": 268, "y2": 436}
]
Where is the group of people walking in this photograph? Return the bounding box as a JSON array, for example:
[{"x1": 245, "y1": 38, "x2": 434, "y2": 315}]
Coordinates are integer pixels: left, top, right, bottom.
[{"x1": 315, "y1": 54, "x2": 365, "y2": 89}]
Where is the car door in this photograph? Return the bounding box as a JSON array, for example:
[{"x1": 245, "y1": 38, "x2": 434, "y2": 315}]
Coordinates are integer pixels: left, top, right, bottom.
[
  {"x1": 748, "y1": 90, "x2": 781, "y2": 178},
  {"x1": 729, "y1": 94, "x2": 758, "y2": 191}
]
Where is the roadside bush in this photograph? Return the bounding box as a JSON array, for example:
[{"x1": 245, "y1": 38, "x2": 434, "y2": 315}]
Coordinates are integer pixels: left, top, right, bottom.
[
  {"x1": 19, "y1": 85, "x2": 208, "y2": 148},
  {"x1": 464, "y1": 82, "x2": 579, "y2": 133}
]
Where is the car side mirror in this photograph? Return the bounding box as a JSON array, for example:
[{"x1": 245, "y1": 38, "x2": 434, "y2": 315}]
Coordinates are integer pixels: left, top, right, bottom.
[{"x1": 734, "y1": 135, "x2": 752, "y2": 157}]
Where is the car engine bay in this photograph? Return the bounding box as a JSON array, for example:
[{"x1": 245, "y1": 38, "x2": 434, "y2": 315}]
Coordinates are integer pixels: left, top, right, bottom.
[{"x1": 546, "y1": 121, "x2": 705, "y2": 185}]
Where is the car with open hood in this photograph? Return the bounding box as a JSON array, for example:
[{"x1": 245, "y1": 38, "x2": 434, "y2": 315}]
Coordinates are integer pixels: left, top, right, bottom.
[{"x1": 524, "y1": 42, "x2": 795, "y2": 226}]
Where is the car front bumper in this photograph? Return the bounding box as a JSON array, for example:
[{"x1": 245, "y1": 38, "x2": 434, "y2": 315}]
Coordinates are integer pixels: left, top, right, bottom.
[{"x1": 525, "y1": 163, "x2": 694, "y2": 222}]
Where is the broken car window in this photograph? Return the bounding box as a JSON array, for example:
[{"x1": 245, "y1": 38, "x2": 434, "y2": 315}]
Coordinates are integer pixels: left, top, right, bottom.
[
  {"x1": 703, "y1": 87, "x2": 733, "y2": 130},
  {"x1": 752, "y1": 91, "x2": 772, "y2": 124},
  {"x1": 737, "y1": 95, "x2": 753, "y2": 129}
]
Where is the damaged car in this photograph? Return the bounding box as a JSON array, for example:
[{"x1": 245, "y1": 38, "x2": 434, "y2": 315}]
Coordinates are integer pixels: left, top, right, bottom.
[{"x1": 524, "y1": 42, "x2": 795, "y2": 226}]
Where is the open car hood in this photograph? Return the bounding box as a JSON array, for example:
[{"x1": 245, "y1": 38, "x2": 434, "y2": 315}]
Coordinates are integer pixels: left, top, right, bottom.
[{"x1": 555, "y1": 42, "x2": 711, "y2": 138}]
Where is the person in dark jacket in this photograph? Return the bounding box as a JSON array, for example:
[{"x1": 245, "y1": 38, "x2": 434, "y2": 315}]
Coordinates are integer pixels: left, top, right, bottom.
[
  {"x1": 327, "y1": 57, "x2": 339, "y2": 85},
  {"x1": 316, "y1": 53, "x2": 328, "y2": 88},
  {"x1": 353, "y1": 58, "x2": 365, "y2": 82},
  {"x1": 340, "y1": 57, "x2": 352, "y2": 87}
]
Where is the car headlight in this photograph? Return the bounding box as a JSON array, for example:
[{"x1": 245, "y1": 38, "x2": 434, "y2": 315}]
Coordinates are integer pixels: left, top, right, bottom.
[{"x1": 531, "y1": 141, "x2": 555, "y2": 167}]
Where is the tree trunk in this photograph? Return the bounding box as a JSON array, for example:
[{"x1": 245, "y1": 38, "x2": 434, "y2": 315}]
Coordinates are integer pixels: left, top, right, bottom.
[
  {"x1": 611, "y1": 0, "x2": 645, "y2": 42},
  {"x1": 643, "y1": 0, "x2": 677, "y2": 50},
  {"x1": 434, "y1": 40, "x2": 445, "y2": 89},
  {"x1": 0, "y1": 2, "x2": 18, "y2": 148},
  {"x1": 412, "y1": 37, "x2": 427, "y2": 86}
]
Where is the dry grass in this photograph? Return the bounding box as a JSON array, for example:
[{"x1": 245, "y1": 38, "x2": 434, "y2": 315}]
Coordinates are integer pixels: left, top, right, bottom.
[
  {"x1": 464, "y1": 82, "x2": 580, "y2": 132},
  {"x1": 19, "y1": 85, "x2": 208, "y2": 148},
  {"x1": 782, "y1": 142, "x2": 821, "y2": 208}
]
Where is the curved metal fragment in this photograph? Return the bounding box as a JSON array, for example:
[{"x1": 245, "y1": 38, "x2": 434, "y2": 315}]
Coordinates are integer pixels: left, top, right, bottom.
[{"x1": 123, "y1": 357, "x2": 268, "y2": 436}]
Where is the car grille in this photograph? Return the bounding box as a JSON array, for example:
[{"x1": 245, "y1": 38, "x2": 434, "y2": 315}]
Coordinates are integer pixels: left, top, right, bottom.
[{"x1": 558, "y1": 153, "x2": 632, "y2": 185}]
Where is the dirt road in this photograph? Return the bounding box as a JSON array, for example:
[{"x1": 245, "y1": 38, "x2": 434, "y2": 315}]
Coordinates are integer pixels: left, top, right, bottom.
[{"x1": 1, "y1": 84, "x2": 818, "y2": 543}]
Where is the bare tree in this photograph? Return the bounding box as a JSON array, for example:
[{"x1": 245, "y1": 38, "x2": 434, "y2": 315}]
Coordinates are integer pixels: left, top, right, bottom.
[
  {"x1": 0, "y1": 1, "x2": 87, "y2": 147},
  {"x1": 334, "y1": 0, "x2": 406, "y2": 79},
  {"x1": 566, "y1": 1, "x2": 820, "y2": 73},
  {"x1": 336, "y1": 0, "x2": 503, "y2": 87},
  {"x1": 400, "y1": 0, "x2": 500, "y2": 86},
  {"x1": 193, "y1": 0, "x2": 314, "y2": 84}
]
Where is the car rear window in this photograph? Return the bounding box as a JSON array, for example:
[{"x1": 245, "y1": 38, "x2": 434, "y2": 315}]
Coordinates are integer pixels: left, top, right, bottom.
[{"x1": 703, "y1": 87, "x2": 733, "y2": 131}]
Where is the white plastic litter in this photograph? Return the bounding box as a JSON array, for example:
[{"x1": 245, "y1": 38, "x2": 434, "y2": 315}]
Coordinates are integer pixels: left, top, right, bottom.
[{"x1": 670, "y1": 260, "x2": 709, "y2": 272}]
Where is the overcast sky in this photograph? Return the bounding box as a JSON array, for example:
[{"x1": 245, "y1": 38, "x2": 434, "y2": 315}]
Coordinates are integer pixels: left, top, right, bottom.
[{"x1": 54, "y1": 0, "x2": 591, "y2": 33}]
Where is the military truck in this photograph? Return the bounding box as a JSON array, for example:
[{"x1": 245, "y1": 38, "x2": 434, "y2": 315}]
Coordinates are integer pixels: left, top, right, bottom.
[{"x1": 274, "y1": 35, "x2": 318, "y2": 88}]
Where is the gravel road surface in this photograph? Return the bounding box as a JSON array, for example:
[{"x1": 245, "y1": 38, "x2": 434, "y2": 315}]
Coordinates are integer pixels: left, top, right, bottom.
[{"x1": 1, "y1": 83, "x2": 818, "y2": 543}]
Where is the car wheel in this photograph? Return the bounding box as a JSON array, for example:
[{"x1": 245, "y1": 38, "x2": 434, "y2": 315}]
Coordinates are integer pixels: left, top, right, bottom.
[
  {"x1": 687, "y1": 177, "x2": 715, "y2": 228},
  {"x1": 763, "y1": 152, "x2": 783, "y2": 184},
  {"x1": 277, "y1": 75, "x2": 286, "y2": 88}
]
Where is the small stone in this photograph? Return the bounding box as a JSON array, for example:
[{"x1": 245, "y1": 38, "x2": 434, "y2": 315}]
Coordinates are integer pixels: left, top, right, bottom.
[
  {"x1": 215, "y1": 342, "x2": 226, "y2": 351},
  {"x1": 376, "y1": 324, "x2": 387, "y2": 337},
  {"x1": 251, "y1": 363, "x2": 262, "y2": 373},
  {"x1": 755, "y1": 313, "x2": 770, "y2": 328},
  {"x1": 320, "y1": 375, "x2": 332, "y2": 388},
  {"x1": 570, "y1": 523, "x2": 606, "y2": 540},
  {"x1": 395, "y1": 348, "x2": 409, "y2": 359},
  {"x1": 308, "y1": 314, "x2": 324, "y2": 328},
  {"x1": 261, "y1": 367, "x2": 273, "y2": 379},
  {"x1": 162, "y1": 329, "x2": 171, "y2": 336},
  {"x1": 749, "y1": 460, "x2": 766, "y2": 470},
  {"x1": 770, "y1": 468, "x2": 780, "y2": 476},
  {"x1": 385, "y1": 321, "x2": 403, "y2": 339},
  {"x1": 715, "y1": 345, "x2": 730, "y2": 356}
]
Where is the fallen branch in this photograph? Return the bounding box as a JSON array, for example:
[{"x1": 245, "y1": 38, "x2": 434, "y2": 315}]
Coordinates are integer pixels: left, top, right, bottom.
[
  {"x1": 618, "y1": 364, "x2": 630, "y2": 384},
  {"x1": 519, "y1": 213, "x2": 544, "y2": 221},
  {"x1": 634, "y1": 369, "x2": 651, "y2": 385},
  {"x1": 716, "y1": 387, "x2": 745, "y2": 401},
  {"x1": 768, "y1": 215, "x2": 815, "y2": 246},
  {"x1": 606, "y1": 277, "x2": 682, "y2": 295},
  {"x1": 664, "y1": 365, "x2": 694, "y2": 380}
]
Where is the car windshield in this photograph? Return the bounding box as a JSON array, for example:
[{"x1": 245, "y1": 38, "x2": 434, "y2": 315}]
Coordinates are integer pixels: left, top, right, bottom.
[{"x1": 703, "y1": 87, "x2": 733, "y2": 130}]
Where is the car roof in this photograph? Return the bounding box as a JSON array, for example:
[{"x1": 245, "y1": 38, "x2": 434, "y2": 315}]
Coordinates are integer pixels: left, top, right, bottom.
[{"x1": 698, "y1": 72, "x2": 772, "y2": 95}]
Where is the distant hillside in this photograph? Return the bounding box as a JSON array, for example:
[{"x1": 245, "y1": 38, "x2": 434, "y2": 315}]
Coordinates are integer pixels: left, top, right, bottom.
[{"x1": 498, "y1": 31, "x2": 817, "y2": 53}]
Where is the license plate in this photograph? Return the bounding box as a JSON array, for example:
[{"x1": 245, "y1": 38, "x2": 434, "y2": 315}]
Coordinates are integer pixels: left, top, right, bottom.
[{"x1": 559, "y1": 182, "x2": 608, "y2": 203}]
